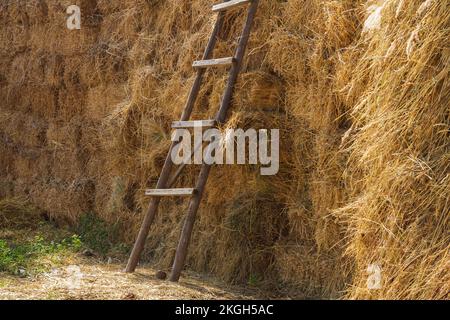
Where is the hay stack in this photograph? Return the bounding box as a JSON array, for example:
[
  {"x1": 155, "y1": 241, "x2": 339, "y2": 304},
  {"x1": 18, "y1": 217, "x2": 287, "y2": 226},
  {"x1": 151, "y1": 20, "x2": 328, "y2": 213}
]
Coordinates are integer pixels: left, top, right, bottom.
[
  {"x1": 334, "y1": 0, "x2": 449, "y2": 299},
  {"x1": 0, "y1": 0, "x2": 448, "y2": 299}
]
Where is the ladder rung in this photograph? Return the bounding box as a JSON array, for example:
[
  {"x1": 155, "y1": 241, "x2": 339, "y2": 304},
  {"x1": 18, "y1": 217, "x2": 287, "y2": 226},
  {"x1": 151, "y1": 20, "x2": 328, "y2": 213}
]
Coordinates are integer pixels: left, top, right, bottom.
[
  {"x1": 193, "y1": 57, "x2": 235, "y2": 69},
  {"x1": 212, "y1": 0, "x2": 252, "y2": 12},
  {"x1": 172, "y1": 120, "x2": 216, "y2": 129},
  {"x1": 145, "y1": 188, "x2": 196, "y2": 197}
]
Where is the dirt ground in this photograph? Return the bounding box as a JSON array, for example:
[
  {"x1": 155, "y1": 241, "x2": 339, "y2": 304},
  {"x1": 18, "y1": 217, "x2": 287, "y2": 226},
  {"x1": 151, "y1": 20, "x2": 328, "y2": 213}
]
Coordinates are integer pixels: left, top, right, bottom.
[
  {"x1": 0, "y1": 258, "x2": 262, "y2": 300},
  {"x1": 0, "y1": 200, "x2": 266, "y2": 301}
]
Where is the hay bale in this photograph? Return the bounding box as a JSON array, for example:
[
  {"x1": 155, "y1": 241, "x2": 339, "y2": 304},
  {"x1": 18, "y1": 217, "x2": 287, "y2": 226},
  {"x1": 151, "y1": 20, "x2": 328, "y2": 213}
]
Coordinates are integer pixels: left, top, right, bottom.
[
  {"x1": 333, "y1": 0, "x2": 449, "y2": 299},
  {"x1": 273, "y1": 243, "x2": 351, "y2": 299},
  {"x1": 0, "y1": 197, "x2": 40, "y2": 229}
]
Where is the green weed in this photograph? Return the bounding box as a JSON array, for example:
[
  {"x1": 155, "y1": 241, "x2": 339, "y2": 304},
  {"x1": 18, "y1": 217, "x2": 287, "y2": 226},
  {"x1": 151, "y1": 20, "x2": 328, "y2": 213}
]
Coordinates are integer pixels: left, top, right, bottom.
[{"x1": 0, "y1": 235, "x2": 83, "y2": 276}]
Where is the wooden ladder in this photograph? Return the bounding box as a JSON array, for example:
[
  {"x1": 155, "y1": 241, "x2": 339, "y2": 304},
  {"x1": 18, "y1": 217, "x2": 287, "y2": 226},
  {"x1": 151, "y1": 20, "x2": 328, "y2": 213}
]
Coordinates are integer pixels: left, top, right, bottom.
[{"x1": 125, "y1": 0, "x2": 260, "y2": 282}]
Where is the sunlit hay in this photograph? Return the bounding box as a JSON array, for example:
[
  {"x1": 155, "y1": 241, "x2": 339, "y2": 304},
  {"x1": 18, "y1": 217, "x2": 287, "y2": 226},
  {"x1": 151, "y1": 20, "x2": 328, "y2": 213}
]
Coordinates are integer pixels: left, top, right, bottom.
[
  {"x1": 320, "y1": 0, "x2": 362, "y2": 51},
  {"x1": 273, "y1": 243, "x2": 351, "y2": 299},
  {"x1": 281, "y1": 121, "x2": 315, "y2": 240},
  {"x1": 1, "y1": 0, "x2": 448, "y2": 300},
  {"x1": 278, "y1": 1, "x2": 358, "y2": 276},
  {"x1": 334, "y1": 47, "x2": 365, "y2": 109},
  {"x1": 233, "y1": 71, "x2": 284, "y2": 112},
  {"x1": 333, "y1": 0, "x2": 449, "y2": 299},
  {"x1": 0, "y1": 0, "x2": 355, "y2": 298},
  {"x1": 266, "y1": 32, "x2": 311, "y2": 84},
  {"x1": 281, "y1": 0, "x2": 322, "y2": 33}
]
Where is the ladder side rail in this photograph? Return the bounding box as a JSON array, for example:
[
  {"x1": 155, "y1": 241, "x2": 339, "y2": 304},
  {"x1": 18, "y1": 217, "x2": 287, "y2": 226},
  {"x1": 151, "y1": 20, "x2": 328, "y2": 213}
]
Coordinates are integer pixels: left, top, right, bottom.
[
  {"x1": 168, "y1": 139, "x2": 207, "y2": 188},
  {"x1": 216, "y1": 0, "x2": 259, "y2": 124}
]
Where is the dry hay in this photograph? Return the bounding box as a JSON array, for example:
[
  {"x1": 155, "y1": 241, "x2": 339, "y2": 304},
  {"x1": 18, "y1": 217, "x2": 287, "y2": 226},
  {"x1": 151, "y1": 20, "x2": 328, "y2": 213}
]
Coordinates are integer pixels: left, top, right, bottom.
[
  {"x1": 333, "y1": 0, "x2": 450, "y2": 299},
  {"x1": 0, "y1": 0, "x2": 448, "y2": 299},
  {"x1": 0, "y1": 197, "x2": 41, "y2": 229}
]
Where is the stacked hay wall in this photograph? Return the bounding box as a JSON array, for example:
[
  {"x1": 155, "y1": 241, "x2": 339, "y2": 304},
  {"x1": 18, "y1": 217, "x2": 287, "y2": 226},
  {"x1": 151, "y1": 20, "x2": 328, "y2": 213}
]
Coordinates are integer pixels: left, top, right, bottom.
[
  {"x1": 335, "y1": 0, "x2": 449, "y2": 299},
  {"x1": 0, "y1": 0, "x2": 447, "y2": 299}
]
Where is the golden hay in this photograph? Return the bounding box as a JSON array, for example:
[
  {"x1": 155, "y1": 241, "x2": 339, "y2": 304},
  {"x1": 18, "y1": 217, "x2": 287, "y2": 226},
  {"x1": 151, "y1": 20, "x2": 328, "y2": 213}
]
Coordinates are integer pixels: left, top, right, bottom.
[{"x1": 0, "y1": 0, "x2": 448, "y2": 299}]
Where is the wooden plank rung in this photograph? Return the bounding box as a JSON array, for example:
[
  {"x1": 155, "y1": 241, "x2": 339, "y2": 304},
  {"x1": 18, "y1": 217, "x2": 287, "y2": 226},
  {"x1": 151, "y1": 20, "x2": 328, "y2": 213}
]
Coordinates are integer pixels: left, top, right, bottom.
[
  {"x1": 145, "y1": 188, "x2": 196, "y2": 197},
  {"x1": 193, "y1": 57, "x2": 235, "y2": 69},
  {"x1": 213, "y1": 0, "x2": 252, "y2": 12},
  {"x1": 172, "y1": 120, "x2": 216, "y2": 129},
  {"x1": 212, "y1": 0, "x2": 252, "y2": 12}
]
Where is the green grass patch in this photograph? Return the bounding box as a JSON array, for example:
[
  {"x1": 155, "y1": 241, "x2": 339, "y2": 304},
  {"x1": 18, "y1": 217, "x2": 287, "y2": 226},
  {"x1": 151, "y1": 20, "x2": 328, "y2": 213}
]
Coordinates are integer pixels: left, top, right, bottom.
[
  {"x1": 0, "y1": 197, "x2": 130, "y2": 277},
  {"x1": 0, "y1": 234, "x2": 82, "y2": 276}
]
